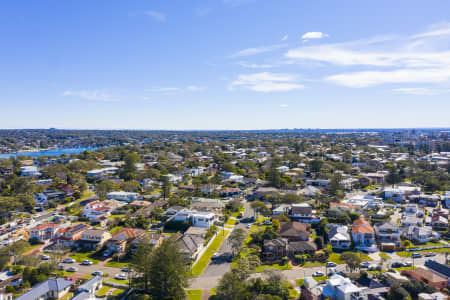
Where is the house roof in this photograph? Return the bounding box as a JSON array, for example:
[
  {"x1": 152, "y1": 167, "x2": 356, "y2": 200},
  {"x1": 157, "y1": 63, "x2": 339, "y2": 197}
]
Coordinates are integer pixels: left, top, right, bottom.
[
  {"x1": 78, "y1": 275, "x2": 101, "y2": 292},
  {"x1": 352, "y1": 216, "x2": 374, "y2": 234},
  {"x1": 111, "y1": 227, "x2": 145, "y2": 242},
  {"x1": 15, "y1": 278, "x2": 72, "y2": 300},
  {"x1": 263, "y1": 238, "x2": 288, "y2": 248},
  {"x1": 279, "y1": 222, "x2": 310, "y2": 238},
  {"x1": 288, "y1": 241, "x2": 317, "y2": 252}
]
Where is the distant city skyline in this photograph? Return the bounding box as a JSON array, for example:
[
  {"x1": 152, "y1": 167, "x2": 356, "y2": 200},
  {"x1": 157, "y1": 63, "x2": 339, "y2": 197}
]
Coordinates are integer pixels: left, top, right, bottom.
[{"x1": 1, "y1": 0, "x2": 449, "y2": 129}]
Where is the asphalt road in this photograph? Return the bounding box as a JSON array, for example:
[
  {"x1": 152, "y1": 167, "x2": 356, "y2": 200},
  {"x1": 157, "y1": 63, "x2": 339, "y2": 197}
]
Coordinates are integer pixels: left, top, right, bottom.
[{"x1": 198, "y1": 199, "x2": 255, "y2": 278}]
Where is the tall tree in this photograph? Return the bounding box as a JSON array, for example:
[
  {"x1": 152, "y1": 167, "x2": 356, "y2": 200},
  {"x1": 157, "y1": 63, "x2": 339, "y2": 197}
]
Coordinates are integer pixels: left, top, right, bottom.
[
  {"x1": 229, "y1": 228, "x2": 246, "y2": 256},
  {"x1": 147, "y1": 240, "x2": 188, "y2": 299}
]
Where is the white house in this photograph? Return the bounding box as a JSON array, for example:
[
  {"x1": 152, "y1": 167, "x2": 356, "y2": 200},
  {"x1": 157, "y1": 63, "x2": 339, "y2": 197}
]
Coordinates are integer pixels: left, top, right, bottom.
[
  {"x1": 20, "y1": 166, "x2": 40, "y2": 177},
  {"x1": 87, "y1": 167, "x2": 118, "y2": 178},
  {"x1": 173, "y1": 210, "x2": 217, "y2": 228},
  {"x1": 322, "y1": 274, "x2": 366, "y2": 300},
  {"x1": 276, "y1": 166, "x2": 289, "y2": 173},
  {"x1": 106, "y1": 191, "x2": 139, "y2": 202},
  {"x1": 406, "y1": 226, "x2": 438, "y2": 243},
  {"x1": 82, "y1": 200, "x2": 111, "y2": 221},
  {"x1": 328, "y1": 225, "x2": 351, "y2": 250}
]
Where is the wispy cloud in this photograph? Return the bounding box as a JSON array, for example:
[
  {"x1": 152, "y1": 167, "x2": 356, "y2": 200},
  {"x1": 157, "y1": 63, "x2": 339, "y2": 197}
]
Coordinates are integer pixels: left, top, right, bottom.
[
  {"x1": 230, "y1": 72, "x2": 304, "y2": 92},
  {"x1": 392, "y1": 87, "x2": 447, "y2": 96},
  {"x1": 238, "y1": 61, "x2": 273, "y2": 69},
  {"x1": 285, "y1": 23, "x2": 450, "y2": 88},
  {"x1": 326, "y1": 68, "x2": 450, "y2": 88},
  {"x1": 281, "y1": 35, "x2": 289, "y2": 41},
  {"x1": 231, "y1": 44, "x2": 287, "y2": 58},
  {"x1": 144, "y1": 10, "x2": 166, "y2": 22},
  {"x1": 301, "y1": 32, "x2": 328, "y2": 40},
  {"x1": 62, "y1": 90, "x2": 116, "y2": 101},
  {"x1": 280, "y1": 104, "x2": 288, "y2": 108},
  {"x1": 149, "y1": 86, "x2": 206, "y2": 94}
]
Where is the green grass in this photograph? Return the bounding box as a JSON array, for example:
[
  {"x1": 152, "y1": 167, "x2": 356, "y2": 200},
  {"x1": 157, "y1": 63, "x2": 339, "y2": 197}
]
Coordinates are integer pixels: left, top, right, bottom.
[
  {"x1": 407, "y1": 242, "x2": 446, "y2": 248},
  {"x1": 287, "y1": 285, "x2": 299, "y2": 299},
  {"x1": 108, "y1": 214, "x2": 126, "y2": 220},
  {"x1": 106, "y1": 278, "x2": 129, "y2": 285},
  {"x1": 186, "y1": 289, "x2": 202, "y2": 300},
  {"x1": 96, "y1": 286, "x2": 111, "y2": 297},
  {"x1": 255, "y1": 263, "x2": 291, "y2": 272},
  {"x1": 392, "y1": 266, "x2": 417, "y2": 271},
  {"x1": 379, "y1": 252, "x2": 391, "y2": 260},
  {"x1": 59, "y1": 292, "x2": 73, "y2": 300},
  {"x1": 225, "y1": 218, "x2": 237, "y2": 226},
  {"x1": 313, "y1": 275, "x2": 328, "y2": 282},
  {"x1": 210, "y1": 288, "x2": 217, "y2": 296},
  {"x1": 302, "y1": 261, "x2": 326, "y2": 268},
  {"x1": 191, "y1": 230, "x2": 230, "y2": 276},
  {"x1": 296, "y1": 278, "x2": 304, "y2": 287},
  {"x1": 328, "y1": 253, "x2": 344, "y2": 264},
  {"x1": 105, "y1": 260, "x2": 130, "y2": 268},
  {"x1": 111, "y1": 288, "x2": 126, "y2": 296},
  {"x1": 69, "y1": 251, "x2": 100, "y2": 264},
  {"x1": 110, "y1": 226, "x2": 122, "y2": 234},
  {"x1": 396, "y1": 247, "x2": 450, "y2": 257}
]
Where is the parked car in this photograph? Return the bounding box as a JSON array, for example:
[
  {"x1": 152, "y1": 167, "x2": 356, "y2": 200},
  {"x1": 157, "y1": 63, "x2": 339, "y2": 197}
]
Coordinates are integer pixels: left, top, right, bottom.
[
  {"x1": 326, "y1": 262, "x2": 337, "y2": 267},
  {"x1": 115, "y1": 273, "x2": 127, "y2": 280},
  {"x1": 404, "y1": 261, "x2": 413, "y2": 267},
  {"x1": 425, "y1": 252, "x2": 436, "y2": 257},
  {"x1": 63, "y1": 258, "x2": 76, "y2": 263},
  {"x1": 263, "y1": 220, "x2": 272, "y2": 225},
  {"x1": 425, "y1": 259, "x2": 436, "y2": 264},
  {"x1": 40, "y1": 254, "x2": 50, "y2": 260},
  {"x1": 412, "y1": 253, "x2": 422, "y2": 258},
  {"x1": 360, "y1": 261, "x2": 371, "y2": 268},
  {"x1": 391, "y1": 262, "x2": 404, "y2": 268},
  {"x1": 67, "y1": 266, "x2": 78, "y2": 272},
  {"x1": 92, "y1": 271, "x2": 103, "y2": 276},
  {"x1": 121, "y1": 267, "x2": 130, "y2": 272},
  {"x1": 368, "y1": 264, "x2": 380, "y2": 271},
  {"x1": 81, "y1": 260, "x2": 93, "y2": 265},
  {"x1": 312, "y1": 271, "x2": 325, "y2": 277}
]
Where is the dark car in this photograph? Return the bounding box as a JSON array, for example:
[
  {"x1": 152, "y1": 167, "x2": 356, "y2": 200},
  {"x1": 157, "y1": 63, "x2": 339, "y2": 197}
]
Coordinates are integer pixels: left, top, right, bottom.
[{"x1": 391, "y1": 262, "x2": 404, "y2": 268}]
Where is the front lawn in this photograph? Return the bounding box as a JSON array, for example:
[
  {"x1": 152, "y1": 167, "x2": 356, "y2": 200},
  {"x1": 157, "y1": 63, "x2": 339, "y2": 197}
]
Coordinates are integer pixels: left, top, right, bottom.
[
  {"x1": 105, "y1": 260, "x2": 130, "y2": 268},
  {"x1": 396, "y1": 247, "x2": 450, "y2": 257},
  {"x1": 191, "y1": 230, "x2": 229, "y2": 276},
  {"x1": 255, "y1": 263, "x2": 291, "y2": 272},
  {"x1": 186, "y1": 289, "x2": 203, "y2": 300},
  {"x1": 302, "y1": 261, "x2": 326, "y2": 268},
  {"x1": 407, "y1": 241, "x2": 446, "y2": 248},
  {"x1": 225, "y1": 218, "x2": 237, "y2": 226},
  {"x1": 70, "y1": 251, "x2": 100, "y2": 264},
  {"x1": 96, "y1": 286, "x2": 112, "y2": 297},
  {"x1": 296, "y1": 278, "x2": 304, "y2": 287},
  {"x1": 106, "y1": 278, "x2": 129, "y2": 285},
  {"x1": 313, "y1": 275, "x2": 328, "y2": 282},
  {"x1": 379, "y1": 252, "x2": 391, "y2": 260},
  {"x1": 111, "y1": 288, "x2": 126, "y2": 296}
]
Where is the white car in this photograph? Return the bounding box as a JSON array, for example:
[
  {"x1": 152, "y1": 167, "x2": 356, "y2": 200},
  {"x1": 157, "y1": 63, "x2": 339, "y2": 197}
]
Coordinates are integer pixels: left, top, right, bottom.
[
  {"x1": 67, "y1": 266, "x2": 78, "y2": 272},
  {"x1": 63, "y1": 258, "x2": 76, "y2": 263},
  {"x1": 114, "y1": 273, "x2": 127, "y2": 280},
  {"x1": 81, "y1": 260, "x2": 93, "y2": 265},
  {"x1": 326, "y1": 262, "x2": 337, "y2": 267},
  {"x1": 40, "y1": 254, "x2": 50, "y2": 260},
  {"x1": 360, "y1": 261, "x2": 371, "y2": 268},
  {"x1": 246, "y1": 224, "x2": 251, "y2": 229},
  {"x1": 312, "y1": 271, "x2": 325, "y2": 277}
]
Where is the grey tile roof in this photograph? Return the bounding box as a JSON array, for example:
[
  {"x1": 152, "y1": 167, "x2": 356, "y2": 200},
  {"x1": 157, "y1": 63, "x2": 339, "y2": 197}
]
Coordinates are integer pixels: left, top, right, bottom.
[{"x1": 16, "y1": 278, "x2": 72, "y2": 300}]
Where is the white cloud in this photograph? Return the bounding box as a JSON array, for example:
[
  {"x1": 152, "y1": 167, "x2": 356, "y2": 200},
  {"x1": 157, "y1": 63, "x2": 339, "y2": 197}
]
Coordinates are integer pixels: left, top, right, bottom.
[
  {"x1": 301, "y1": 32, "x2": 328, "y2": 40},
  {"x1": 238, "y1": 61, "x2": 273, "y2": 69},
  {"x1": 187, "y1": 85, "x2": 206, "y2": 91},
  {"x1": 326, "y1": 68, "x2": 450, "y2": 88},
  {"x1": 281, "y1": 35, "x2": 289, "y2": 41},
  {"x1": 144, "y1": 10, "x2": 166, "y2": 22},
  {"x1": 231, "y1": 44, "x2": 287, "y2": 58},
  {"x1": 230, "y1": 72, "x2": 304, "y2": 92},
  {"x1": 149, "y1": 86, "x2": 206, "y2": 93},
  {"x1": 62, "y1": 90, "x2": 115, "y2": 101},
  {"x1": 412, "y1": 22, "x2": 450, "y2": 38},
  {"x1": 280, "y1": 104, "x2": 288, "y2": 108},
  {"x1": 392, "y1": 87, "x2": 447, "y2": 96}
]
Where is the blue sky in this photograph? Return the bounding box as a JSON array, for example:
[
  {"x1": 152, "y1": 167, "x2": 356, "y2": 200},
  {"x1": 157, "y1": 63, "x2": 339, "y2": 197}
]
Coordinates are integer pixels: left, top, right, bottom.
[{"x1": 1, "y1": 0, "x2": 450, "y2": 129}]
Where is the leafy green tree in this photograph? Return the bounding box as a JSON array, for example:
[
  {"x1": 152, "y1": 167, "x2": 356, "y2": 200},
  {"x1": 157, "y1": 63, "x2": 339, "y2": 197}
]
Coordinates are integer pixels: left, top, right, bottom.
[
  {"x1": 341, "y1": 252, "x2": 362, "y2": 272},
  {"x1": 147, "y1": 240, "x2": 188, "y2": 299},
  {"x1": 161, "y1": 175, "x2": 171, "y2": 201},
  {"x1": 95, "y1": 180, "x2": 116, "y2": 199}
]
